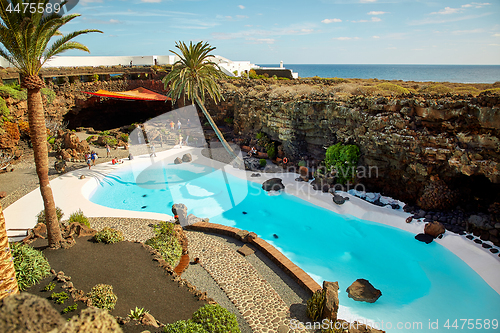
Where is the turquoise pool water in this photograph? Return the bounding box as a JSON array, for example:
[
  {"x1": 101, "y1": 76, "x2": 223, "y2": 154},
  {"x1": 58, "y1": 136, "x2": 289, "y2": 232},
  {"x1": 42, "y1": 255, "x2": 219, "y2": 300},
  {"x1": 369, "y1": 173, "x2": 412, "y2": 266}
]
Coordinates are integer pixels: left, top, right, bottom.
[{"x1": 90, "y1": 161, "x2": 500, "y2": 331}]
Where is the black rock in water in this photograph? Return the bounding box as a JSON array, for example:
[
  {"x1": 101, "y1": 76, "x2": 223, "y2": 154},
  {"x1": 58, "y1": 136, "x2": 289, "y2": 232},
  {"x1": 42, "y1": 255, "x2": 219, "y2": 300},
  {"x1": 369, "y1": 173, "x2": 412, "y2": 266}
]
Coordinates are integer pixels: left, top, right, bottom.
[{"x1": 415, "y1": 233, "x2": 434, "y2": 244}]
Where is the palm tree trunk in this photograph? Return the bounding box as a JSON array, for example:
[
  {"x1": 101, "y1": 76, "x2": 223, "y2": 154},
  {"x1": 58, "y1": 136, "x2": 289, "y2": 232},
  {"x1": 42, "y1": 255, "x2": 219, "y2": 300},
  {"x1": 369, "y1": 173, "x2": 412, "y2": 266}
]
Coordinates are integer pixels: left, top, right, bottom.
[
  {"x1": 194, "y1": 94, "x2": 243, "y2": 165},
  {"x1": 27, "y1": 88, "x2": 63, "y2": 249},
  {"x1": 0, "y1": 202, "x2": 19, "y2": 300}
]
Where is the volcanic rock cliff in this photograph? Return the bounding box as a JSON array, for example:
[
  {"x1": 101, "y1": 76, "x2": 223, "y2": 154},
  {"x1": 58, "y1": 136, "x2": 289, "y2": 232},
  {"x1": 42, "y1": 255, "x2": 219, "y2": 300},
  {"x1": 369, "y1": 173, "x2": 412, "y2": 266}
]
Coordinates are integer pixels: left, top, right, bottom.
[{"x1": 207, "y1": 80, "x2": 500, "y2": 207}]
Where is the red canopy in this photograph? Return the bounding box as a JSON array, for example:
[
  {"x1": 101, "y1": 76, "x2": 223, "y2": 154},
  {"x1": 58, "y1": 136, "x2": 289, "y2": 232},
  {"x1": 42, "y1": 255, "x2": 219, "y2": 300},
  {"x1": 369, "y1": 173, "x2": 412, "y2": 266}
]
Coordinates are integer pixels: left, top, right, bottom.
[{"x1": 84, "y1": 87, "x2": 171, "y2": 101}]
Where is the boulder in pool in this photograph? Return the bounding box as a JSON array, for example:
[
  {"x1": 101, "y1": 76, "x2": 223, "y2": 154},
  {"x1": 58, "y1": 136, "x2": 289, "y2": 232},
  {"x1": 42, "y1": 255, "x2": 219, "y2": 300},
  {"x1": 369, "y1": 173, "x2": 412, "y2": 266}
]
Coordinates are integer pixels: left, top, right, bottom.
[
  {"x1": 424, "y1": 221, "x2": 445, "y2": 238},
  {"x1": 182, "y1": 153, "x2": 192, "y2": 163},
  {"x1": 262, "y1": 178, "x2": 285, "y2": 192},
  {"x1": 172, "y1": 203, "x2": 187, "y2": 224},
  {"x1": 346, "y1": 279, "x2": 382, "y2": 303},
  {"x1": 174, "y1": 157, "x2": 183, "y2": 164},
  {"x1": 333, "y1": 194, "x2": 349, "y2": 205},
  {"x1": 415, "y1": 233, "x2": 434, "y2": 244}
]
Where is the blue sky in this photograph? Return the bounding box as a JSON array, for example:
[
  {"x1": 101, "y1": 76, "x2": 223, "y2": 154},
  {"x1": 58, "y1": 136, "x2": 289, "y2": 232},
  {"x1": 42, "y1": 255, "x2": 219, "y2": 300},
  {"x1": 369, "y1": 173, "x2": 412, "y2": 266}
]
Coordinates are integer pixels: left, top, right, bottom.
[{"x1": 62, "y1": 0, "x2": 500, "y2": 64}]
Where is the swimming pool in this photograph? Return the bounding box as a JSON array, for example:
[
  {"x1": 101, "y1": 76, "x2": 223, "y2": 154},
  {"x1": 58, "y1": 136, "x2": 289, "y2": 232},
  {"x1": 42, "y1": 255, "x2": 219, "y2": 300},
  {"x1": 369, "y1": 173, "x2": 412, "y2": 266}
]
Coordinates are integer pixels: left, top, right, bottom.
[{"x1": 89, "y1": 160, "x2": 500, "y2": 332}]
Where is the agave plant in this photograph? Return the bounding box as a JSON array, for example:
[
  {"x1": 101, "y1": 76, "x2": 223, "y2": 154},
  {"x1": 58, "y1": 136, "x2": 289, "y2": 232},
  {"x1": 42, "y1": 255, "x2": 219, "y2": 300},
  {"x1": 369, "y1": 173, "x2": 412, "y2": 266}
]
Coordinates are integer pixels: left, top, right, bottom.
[{"x1": 128, "y1": 306, "x2": 149, "y2": 320}]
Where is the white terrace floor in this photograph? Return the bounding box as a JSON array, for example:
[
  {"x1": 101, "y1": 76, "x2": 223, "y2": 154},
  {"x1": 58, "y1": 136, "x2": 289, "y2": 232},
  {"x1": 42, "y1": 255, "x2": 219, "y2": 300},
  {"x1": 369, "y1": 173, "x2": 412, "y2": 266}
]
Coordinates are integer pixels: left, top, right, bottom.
[{"x1": 5, "y1": 146, "x2": 500, "y2": 296}]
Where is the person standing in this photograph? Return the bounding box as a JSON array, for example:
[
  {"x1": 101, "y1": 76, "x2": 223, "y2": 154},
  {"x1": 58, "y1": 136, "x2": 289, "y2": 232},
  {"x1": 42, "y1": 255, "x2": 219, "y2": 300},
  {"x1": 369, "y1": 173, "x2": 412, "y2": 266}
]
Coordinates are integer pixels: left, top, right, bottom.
[
  {"x1": 106, "y1": 144, "x2": 111, "y2": 158},
  {"x1": 177, "y1": 120, "x2": 182, "y2": 130},
  {"x1": 150, "y1": 144, "x2": 156, "y2": 157},
  {"x1": 86, "y1": 153, "x2": 92, "y2": 169},
  {"x1": 187, "y1": 118, "x2": 191, "y2": 127},
  {"x1": 170, "y1": 121, "x2": 175, "y2": 131},
  {"x1": 179, "y1": 134, "x2": 183, "y2": 148}
]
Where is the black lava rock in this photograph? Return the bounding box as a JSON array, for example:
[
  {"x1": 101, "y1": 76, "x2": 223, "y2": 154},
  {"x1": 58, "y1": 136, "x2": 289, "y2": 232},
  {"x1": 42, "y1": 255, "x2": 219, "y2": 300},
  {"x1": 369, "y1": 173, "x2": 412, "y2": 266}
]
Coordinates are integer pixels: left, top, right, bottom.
[{"x1": 415, "y1": 233, "x2": 434, "y2": 244}]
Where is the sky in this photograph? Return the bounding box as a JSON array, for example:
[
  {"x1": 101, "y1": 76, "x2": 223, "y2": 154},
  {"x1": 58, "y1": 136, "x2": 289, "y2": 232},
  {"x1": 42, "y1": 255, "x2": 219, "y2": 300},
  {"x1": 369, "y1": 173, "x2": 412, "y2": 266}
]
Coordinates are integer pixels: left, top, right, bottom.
[{"x1": 60, "y1": 0, "x2": 500, "y2": 64}]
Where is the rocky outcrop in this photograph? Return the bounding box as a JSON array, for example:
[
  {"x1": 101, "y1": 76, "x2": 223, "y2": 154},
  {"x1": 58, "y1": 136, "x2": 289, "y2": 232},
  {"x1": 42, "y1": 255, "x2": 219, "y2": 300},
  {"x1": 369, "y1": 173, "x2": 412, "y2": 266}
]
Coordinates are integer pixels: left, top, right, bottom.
[
  {"x1": 209, "y1": 81, "x2": 500, "y2": 206},
  {"x1": 333, "y1": 194, "x2": 349, "y2": 205},
  {"x1": 262, "y1": 178, "x2": 285, "y2": 191},
  {"x1": 424, "y1": 221, "x2": 446, "y2": 238},
  {"x1": 173, "y1": 157, "x2": 182, "y2": 164},
  {"x1": 346, "y1": 279, "x2": 382, "y2": 303},
  {"x1": 182, "y1": 153, "x2": 192, "y2": 162},
  {"x1": 0, "y1": 292, "x2": 65, "y2": 333},
  {"x1": 322, "y1": 281, "x2": 340, "y2": 322},
  {"x1": 172, "y1": 203, "x2": 188, "y2": 224}
]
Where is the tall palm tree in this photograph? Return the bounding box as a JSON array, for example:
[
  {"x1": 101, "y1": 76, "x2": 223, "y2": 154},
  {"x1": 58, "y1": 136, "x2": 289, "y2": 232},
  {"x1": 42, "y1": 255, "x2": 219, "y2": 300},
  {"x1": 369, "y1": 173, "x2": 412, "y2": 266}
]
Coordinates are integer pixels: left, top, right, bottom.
[
  {"x1": 0, "y1": 203, "x2": 18, "y2": 300},
  {"x1": 0, "y1": 0, "x2": 102, "y2": 248},
  {"x1": 162, "y1": 41, "x2": 242, "y2": 164}
]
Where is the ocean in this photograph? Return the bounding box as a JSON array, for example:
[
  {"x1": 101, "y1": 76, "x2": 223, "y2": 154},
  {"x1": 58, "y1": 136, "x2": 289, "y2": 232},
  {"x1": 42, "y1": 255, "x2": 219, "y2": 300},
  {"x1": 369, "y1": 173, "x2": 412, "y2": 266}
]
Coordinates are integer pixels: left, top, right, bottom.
[{"x1": 257, "y1": 64, "x2": 500, "y2": 84}]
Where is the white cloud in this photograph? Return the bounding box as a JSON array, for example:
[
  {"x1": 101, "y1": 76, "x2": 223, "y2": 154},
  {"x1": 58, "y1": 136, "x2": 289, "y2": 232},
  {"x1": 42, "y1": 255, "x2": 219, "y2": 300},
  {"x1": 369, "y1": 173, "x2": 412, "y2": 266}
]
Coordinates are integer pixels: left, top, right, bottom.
[
  {"x1": 410, "y1": 12, "x2": 491, "y2": 25},
  {"x1": 452, "y1": 28, "x2": 483, "y2": 35},
  {"x1": 372, "y1": 35, "x2": 380, "y2": 39},
  {"x1": 431, "y1": 3, "x2": 491, "y2": 15},
  {"x1": 431, "y1": 7, "x2": 462, "y2": 15},
  {"x1": 301, "y1": 29, "x2": 314, "y2": 33},
  {"x1": 332, "y1": 37, "x2": 360, "y2": 40},
  {"x1": 493, "y1": 33, "x2": 500, "y2": 37},
  {"x1": 367, "y1": 11, "x2": 387, "y2": 15},
  {"x1": 236, "y1": 15, "x2": 248, "y2": 19},
  {"x1": 246, "y1": 37, "x2": 274, "y2": 44},
  {"x1": 387, "y1": 47, "x2": 397, "y2": 49},
  {"x1": 351, "y1": 17, "x2": 381, "y2": 23},
  {"x1": 80, "y1": 0, "x2": 103, "y2": 4},
  {"x1": 322, "y1": 18, "x2": 342, "y2": 24},
  {"x1": 238, "y1": 5, "x2": 245, "y2": 9},
  {"x1": 141, "y1": 0, "x2": 161, "y2": 3},
  {"x1": 360, "y1": 0, "x2": 376, "y2": 3}
]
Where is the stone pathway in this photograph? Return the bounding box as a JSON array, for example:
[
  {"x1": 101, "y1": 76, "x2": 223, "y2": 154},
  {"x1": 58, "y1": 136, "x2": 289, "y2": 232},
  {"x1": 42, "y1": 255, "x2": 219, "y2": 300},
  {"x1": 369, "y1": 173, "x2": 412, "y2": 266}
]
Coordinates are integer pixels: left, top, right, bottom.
[{"x1": 187, "y1": 231, "x2": 305, "y2": 333}]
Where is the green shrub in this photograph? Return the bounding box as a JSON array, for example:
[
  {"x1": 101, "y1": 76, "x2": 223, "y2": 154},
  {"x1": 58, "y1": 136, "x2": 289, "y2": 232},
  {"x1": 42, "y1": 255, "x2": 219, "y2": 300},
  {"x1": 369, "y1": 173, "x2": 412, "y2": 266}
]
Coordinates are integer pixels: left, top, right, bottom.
[
  {"x1": 256, "y1": 132, "x2": 265, "y2": 140},
  {"x1": 92, "y1": 74, "x2": 99, "y2": 82},
  {"x1": 419, "y1": 84, "x2": 453, "y2": 95},
  {"x1": 223, "y1": 117, "x2": 233, "y2": 124},
  {"x1": 68, "y1": 209, "x2": 90, "y2": 228},
  {"x1": 51, "y1": 291, "x2": 69, "y2": 304},
  {"x1": 43, "y1": 282, "x2": 56, "y2": 291},
  {"x1": 119, "y1": 133, "x2": 129, "y2": 142},
  {"x1": 481, "y1": 88, "x2": 500, "y2": 94},
  {"x1": 192, "y1": 304, "x2": 240, "y2": 333},
  {"x1": 324, "y1": 143, "x2": 360, "y2": 184},
  {"x1": 99, "y1": 130, "x2": 111, "y2": 136},
  {"x1": 11, "y1": 243, "x2": 51, "y2": 291},
  {"x1": 87, "y1": 284, "x2": 117, "y2": 311},
  {"x1": 249, "y1": 69, "x2": 258, "y2": 79},
  {"x1": 266, "y1": 143, "x2": 276, "y2": 160},
  {"x1": 0, "y1": 84, "x2": 27, "y2": 100},
  {"x1": 0, "y1": 97, "x2": 9, "y2": 120},
  {"x1": 102, "y1": 137, "x2": 118, "y2": 146},
  {"x1": 36, "y1": 207, "x2": 64, "y2": 225},
  {"x1": 48, "y1": 137, "x2": 55, "y2": 145},
  {"x1": 145, "y1": 221, "x2": 182, "y2": 267},
  {"x1": 259, "y1": 159, "x2": 267, "y2": 167},
  {"x1": 306, "y1": 289, "x2": 326, "y2": 321},
  {"x1": 94, "y1": 227, "x2": 124, "y2": 244},
  {"x1": 41, "y1": 88, "x2": 56, "y2": 104},
  {"x1": 375, "y1": 83, "x2": 409, "y2": 95},
  {"x1": 62, "y1": 304, "x2": 78, "y2": 314},
  {"x1": 298, "y1": 160, "x2": 306, "y2": 167},
  {"x1": 86, "y1": 135, "x2": 95, "y2": 142},
  {"x1": 164, "y1": 320, "x2": 207, "y2": 333}
]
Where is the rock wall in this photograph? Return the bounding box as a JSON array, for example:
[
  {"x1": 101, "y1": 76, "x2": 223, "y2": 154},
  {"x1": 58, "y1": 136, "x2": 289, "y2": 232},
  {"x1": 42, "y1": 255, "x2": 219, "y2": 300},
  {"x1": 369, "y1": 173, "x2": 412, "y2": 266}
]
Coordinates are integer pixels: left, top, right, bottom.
[{"x1": 208, "y1": 82, "x2": 500, "y2": 205}]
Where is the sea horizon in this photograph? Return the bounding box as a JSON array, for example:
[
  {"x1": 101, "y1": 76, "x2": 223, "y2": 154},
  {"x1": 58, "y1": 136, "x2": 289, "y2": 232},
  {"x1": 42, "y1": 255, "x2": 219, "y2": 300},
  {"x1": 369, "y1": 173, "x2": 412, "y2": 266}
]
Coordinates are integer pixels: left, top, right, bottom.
[{"x1": 257, "y1": 64, "x2": 500, "y2": 84}]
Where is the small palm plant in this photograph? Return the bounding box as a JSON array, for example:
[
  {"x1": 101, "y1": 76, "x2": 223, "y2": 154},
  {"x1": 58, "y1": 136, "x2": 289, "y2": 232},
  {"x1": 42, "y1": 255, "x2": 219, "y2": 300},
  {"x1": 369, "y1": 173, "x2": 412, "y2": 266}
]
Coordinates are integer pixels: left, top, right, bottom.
[
  {"x1": 0, "y1": 0, "x2": 102, "y2": 248},
  {"x1": 128, "y1": 306, "x2": 149, "y2": 320},
  {"x1": 162, "y1": 41, "x2": 242, "y2": 165}
]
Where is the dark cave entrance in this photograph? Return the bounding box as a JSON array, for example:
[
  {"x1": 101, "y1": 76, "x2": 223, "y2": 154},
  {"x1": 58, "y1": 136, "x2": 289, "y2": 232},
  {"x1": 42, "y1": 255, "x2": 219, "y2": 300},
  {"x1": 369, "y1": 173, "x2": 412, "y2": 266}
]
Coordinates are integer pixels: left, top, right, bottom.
[{"x1": 64, "y1": 99, "x2": 173, "y2": 131}]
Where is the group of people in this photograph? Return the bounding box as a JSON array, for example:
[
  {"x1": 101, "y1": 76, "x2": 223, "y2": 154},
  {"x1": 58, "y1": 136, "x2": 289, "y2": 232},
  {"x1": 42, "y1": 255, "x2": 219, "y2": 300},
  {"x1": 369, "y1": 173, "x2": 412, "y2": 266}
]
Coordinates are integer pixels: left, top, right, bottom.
[{"x1": 85, "y1": 151, "x2": 98, "y2": 169}]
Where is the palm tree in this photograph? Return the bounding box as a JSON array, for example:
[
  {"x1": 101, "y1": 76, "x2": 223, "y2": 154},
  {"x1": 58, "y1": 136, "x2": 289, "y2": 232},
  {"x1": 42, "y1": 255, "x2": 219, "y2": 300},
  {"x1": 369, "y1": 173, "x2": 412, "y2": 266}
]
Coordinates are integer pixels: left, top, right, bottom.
[
  {"x1": 0, "y1": 0, "x2": 102, "y2": 248},
  {"x1": 0, "y1": 203, "x2": 18, "y2": 300},
  {"x1": 162, "y1": 41, "x2": 242, "y2": 164}
]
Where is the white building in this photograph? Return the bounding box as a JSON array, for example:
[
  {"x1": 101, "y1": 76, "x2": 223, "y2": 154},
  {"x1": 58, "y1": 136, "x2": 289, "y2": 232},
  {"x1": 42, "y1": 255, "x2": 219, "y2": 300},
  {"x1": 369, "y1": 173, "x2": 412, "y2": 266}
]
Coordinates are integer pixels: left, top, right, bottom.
[{"x1": 0, "y1": 55, "x2": 259, "y2": 77}]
